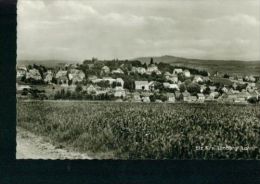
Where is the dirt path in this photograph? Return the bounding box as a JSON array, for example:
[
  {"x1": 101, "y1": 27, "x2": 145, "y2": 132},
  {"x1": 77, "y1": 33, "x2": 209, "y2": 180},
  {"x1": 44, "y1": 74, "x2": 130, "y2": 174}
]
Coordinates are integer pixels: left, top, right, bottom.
[{"x1": 16, "y1": 127, "x2": 92, "y2": 159}]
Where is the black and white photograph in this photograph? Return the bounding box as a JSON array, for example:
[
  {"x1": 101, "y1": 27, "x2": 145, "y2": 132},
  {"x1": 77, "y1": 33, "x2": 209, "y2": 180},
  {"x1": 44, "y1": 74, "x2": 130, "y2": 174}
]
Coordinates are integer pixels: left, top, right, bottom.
[{"x1": 16, "y1": 0, "x2": 260, "y2": 160}]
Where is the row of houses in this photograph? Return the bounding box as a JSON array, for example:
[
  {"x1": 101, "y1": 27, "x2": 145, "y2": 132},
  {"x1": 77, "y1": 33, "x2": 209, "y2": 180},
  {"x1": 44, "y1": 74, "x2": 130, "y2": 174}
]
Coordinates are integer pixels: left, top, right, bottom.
[
  {"x1": 17, "y1": 64, "x2": 260, "y2": 103},
  {"x1": 17, "y1": 66, "x2": 86, "y2": 84}
]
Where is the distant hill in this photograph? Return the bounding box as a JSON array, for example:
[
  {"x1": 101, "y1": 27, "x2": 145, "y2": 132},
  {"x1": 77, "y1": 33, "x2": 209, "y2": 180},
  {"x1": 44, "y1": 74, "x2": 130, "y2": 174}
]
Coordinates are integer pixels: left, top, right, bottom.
[
  {"x1": 135, "y1": 55, "x2": 260, "y2": 75},
  {"x1": 17, "y1": 56, "x2": 260, "y2": 76},
  {"x1": 17, "y1": 60, "x2": 79, "y2": 68}
]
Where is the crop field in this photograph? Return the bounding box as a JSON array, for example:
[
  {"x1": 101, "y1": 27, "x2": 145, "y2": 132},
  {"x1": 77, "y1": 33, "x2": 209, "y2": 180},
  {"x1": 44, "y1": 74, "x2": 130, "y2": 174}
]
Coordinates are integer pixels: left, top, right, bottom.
[{"x1": 17, "y1": 100, "x2": 260, "y2": 159}]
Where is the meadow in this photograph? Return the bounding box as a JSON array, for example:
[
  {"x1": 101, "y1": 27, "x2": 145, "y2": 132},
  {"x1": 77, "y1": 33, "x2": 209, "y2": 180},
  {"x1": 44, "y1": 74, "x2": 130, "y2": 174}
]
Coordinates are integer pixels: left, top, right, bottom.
[{"x1": 17, "y1": 100, "x2": 260, "y2": 159}]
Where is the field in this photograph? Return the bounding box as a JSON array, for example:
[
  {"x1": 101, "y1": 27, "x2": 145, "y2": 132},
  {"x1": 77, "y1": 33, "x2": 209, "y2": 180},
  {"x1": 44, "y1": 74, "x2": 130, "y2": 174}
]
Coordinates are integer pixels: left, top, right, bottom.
[{"x1": 17, "y1": 100, "x2": 260, "y2": 159}]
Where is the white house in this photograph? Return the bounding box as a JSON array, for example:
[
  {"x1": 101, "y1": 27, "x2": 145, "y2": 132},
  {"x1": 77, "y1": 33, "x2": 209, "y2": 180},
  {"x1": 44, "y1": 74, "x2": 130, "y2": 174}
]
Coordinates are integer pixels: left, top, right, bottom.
[
  {"x1": 114, "y1": 86, "x2": 126, "y2": 97},
  {"x1": 16, "y1": 66, "x2": 27, "y2": 79},
  {"x1": 166, "y1": 93, "x2": 175, "y2": 103},
  {"x1": 200, "y1": 85, "x2": 207, "y2": 93},
  {"x1": 169, "y1": 84, "x2": 179, "y2": 90},
  {"x1": 142, "y1": 96, "x2": 150, "y2": 103},
  {"x1": 86, "y1": 84, "x2": 97, "y2": 94},
  {"x1": 210, "y1": 91, "x2": 219, "y2": 98},
  {"x1": 102, "y1": 77, "x2": 116, "y2": 84},
  {"x1": 55, "y1": 70, "x2": 68, "y2": 84},
  {"x1": 246, "y1": 83, "x2": 256, "y2": 93},
  {"x1": 193, "y1": 75, "x2": 203, "y2": 83},
  {"x1": 44, "y1": 70, "x2": 53, "y2": 83},
  {"x1": 101, "y1": 66, "x2": 110, "y2": 74},
  {"x1": 111, "y1": 68, "x2": 124, "y2": 74},
  {"x1": 116, "y1": 78, "x2": 124, "y2": 87},
  {"x1": 197, "y1": 93, "x2": 205, "y2": 102},
  {"x1": 16, "y1": 84, "x2": 31, "y2": 91},
  {"x1": 26, "y1": 69, "x2": 42, "y2": 81},
  {"x1": 183, "y1": 70, "x2": 191, "y2": 78},
  {"x1": 68, "y1": 69, "x2": 85, "y2": 84},
  {"x1": 209, "y1": 86, "x2": 217, "y2": 92},
  {"x1": 166, "y1": 74, "x2": 178, "y2": 83},
  {"x1": 132, "y1": 67, "x2": 147, "y2": 74},
  {"x1": 146, "y1": 65, "x2": 161, "y2": 75},
  {"x1": 135, "y1": 81, "x2": 149, "y2": 91},
  {"x1": 173, "y1": 68, "x2": 183, "y2": 74}
]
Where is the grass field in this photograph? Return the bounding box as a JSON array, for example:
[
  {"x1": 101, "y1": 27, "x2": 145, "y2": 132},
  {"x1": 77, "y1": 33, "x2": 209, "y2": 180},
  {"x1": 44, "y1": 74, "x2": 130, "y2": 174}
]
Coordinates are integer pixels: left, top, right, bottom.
[{"x1": 17, "y1": 100, "x2": 260, "y2": 159}]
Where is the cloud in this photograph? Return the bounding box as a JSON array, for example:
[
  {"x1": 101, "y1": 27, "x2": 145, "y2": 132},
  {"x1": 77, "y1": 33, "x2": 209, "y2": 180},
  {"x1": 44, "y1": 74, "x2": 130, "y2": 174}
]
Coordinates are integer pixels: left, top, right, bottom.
[
  {"x1": 17, "y1": 0, "x2": 260, "y2": 61},
  {"x1": 206, "y1": 14, "x2": 260, "y2": 27}
]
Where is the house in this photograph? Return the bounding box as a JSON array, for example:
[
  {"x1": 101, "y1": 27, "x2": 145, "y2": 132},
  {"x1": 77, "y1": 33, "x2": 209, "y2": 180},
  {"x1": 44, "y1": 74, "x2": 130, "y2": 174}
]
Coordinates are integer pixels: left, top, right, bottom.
[
  {"x1": 92, "y1": 78, "x2": 103, "y2": 84},
  {"x1": 200, "y1": 85, "x2": 207, "y2": 93},
  {"x1": 86, "y1": 84, "x2": 97, "y2": 94},
  {"x1": 146, "y1": 65, "x2": 161, "y2": 75},
  {"x1": 193, "y1": 75, "x2": 203, "y2": 83},
  {"x1": 166, "y1": 93, "x2": 175, "y2": 103},
  {"x1": 16, "y1": 84, "x2": 31, "y2": 91},
  {"x1": 116, "y1": 78, "x2": 124, "y2": 87},
  {"x1": 188, "y1": 96, "x2": 197, "y2": 103},
  {"x1": 164, "y1": 72, "x2": 171, "y2": 77},
  {"x1": 16, "y1": 66, "x2": 27, "y2": 80},
  {"x1": 246, "y1": 83, "x2": 256, "y2": 93},
  {"x1": 173, "y1": 68, "x2": 183, "y2": 74},
  {"x1": 132, "y1": 67, "x2": 146, "y2": 74},
  {"x1": 166, "y1": 74, "x2": 178, "y2": 83},
  {"x1": 88, "y1": 75, "x2": 98, "y2": 81},
  {"x1": 197, "y1": 93, "x2": 205, "y2": 102},
  {"x1": 55, "y1": 70, "x2": 68, "y2": 84},
  {"x1": 26, "y1": 69, "x2": 42, "y2": 81},
  {"x1": 210, "y1": 92, "x2": 219, "y2": 99},
  {"x1": 182, "y1": 91, "x2": 191, "y2": 102},
  {"x1": 44, "y1": 70, "x2": 53, "y2": 83},
  {"x1": 155, "y1": 99, "x2": 163, "y2": 103},
  {"x1": 102, "y1": 77, "x2": 116, "y2": 84},
  {"x1": 205, "y1": 95, "x2": 215, "y2": 101},
  {"x1": 163, "y1": 83, "x2": 179, "y2": 90},
  {"x1": 183, "y1": 70, "x2": 191, "y2": 78},
  {"x1": 163, "y1": 82, "x2": 171, "y2": 88},
  {"x1": 114, "y1": 86, "x2": 126, "y2": 97},
  {"x1": 235, "y1": 92, "x2": 250, "y2": 103},
  {"x1": 248, "y1": 75, "x2": 256, "y2": 82},
  {"x1": 148, "y1": 81, "x2": 156, "y2": 91},
  {"x1": 221, "y1": 86, "x2": 229, "y2": 93},
  {"x1": 135, "y1": 81, "x2": 149, "y2": 91},
  {"x1": 169, "y1": 84, "x2": 179, "y2": 90},
  {"x1": 92, "y1": 77, "x2": 117, "y2": 86},
  {"x1": 68, "y1": 69, "x2": 85, "y2": 84},
  {"x1": 111, "y1": 68, "x2": 124, "y2": 74},
  {"x1": 142, "y1": 96, "x2": 150, "y2": 103},
  {"x1": 101, "y1": 66, "x2": 110, "y2": 74},
  {"x1": 209, "y1": 86, "x2": 217, "y2": 92}
]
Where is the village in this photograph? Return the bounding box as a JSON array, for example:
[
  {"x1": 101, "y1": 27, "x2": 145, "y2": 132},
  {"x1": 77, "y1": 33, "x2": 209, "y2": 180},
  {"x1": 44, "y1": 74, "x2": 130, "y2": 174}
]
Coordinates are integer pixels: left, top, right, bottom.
[{"x1": 16, "y1": 58, "x2": 260, "y2": 104}]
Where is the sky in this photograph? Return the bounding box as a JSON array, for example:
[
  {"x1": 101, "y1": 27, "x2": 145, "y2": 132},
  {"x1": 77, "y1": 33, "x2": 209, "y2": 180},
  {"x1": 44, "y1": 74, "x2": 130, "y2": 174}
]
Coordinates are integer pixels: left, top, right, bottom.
[{"x1": 17, "y1": 0, "x2": 260, "y2": 62}]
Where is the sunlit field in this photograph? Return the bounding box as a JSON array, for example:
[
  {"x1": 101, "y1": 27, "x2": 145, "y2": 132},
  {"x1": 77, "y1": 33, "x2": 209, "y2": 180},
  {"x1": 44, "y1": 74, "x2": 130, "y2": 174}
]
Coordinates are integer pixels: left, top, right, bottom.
[{"x1": 17, "y1": 100, "x2": 260, "y2": 159}]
